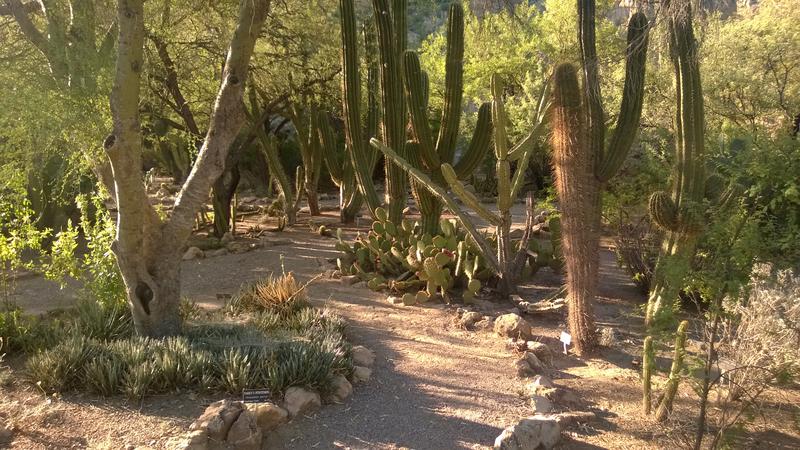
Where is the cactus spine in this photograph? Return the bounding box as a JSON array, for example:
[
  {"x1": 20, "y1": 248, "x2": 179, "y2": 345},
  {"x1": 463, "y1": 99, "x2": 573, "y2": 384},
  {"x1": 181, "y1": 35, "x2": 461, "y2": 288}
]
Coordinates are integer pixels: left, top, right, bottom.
[
  {"x1": 403, "y1": 3, "x2": 492, "y2": 234},
  {"x1": 654, "y1": 320, "x2": 689, "y2": 422},
  {"x1": 551, "y1": 2, "x2": 649, "y2": 355},
  {"x1": 645, "y1": 0, "x2": 705, "y2": 327},
  {"x1": 373, "y1": 73, "x2": 549, "y2": 296}
]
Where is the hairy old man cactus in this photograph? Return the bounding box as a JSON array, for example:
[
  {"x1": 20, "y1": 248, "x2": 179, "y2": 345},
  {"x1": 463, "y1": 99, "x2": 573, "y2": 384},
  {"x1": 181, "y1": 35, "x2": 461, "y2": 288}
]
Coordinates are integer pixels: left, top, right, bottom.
[
  {"x1": 374, "y1": 74, "x2": 549, "y2": 296},
  {"x1": 550, "y1": 2, "x2": 649, "y2": 355},
  {"x1": 404, "y1": 3, "x2": 492, "y2": 234}
]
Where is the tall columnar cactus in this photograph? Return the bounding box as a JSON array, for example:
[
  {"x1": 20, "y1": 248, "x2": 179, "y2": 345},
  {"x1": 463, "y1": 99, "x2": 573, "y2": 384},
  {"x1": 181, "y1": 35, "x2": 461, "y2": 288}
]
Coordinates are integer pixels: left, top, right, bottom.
[
  {"x1": 645, "y1": 0, "x2": 706, "y2": 327},
  {"x1": 374, "y1": 74, "x2": 549, "y2": 296},
  {"x1": 289, "y1": 104, "x2": 323, "y2": 216},
  {"x1": 550, "y1": 2, "x2": 649, "y2": 356},
  {"x1": 642, "y1": 335, "x2": 654, "y2": 414},
  {"x1": 372, "y1": 0, "x2": 408, "y2": 223},
  {"x1": 339, "y1": 0, "x2": 382, "y2": 218},
  {"x1": 403, "y1": 3, "x2": 492, "y2": 234}
]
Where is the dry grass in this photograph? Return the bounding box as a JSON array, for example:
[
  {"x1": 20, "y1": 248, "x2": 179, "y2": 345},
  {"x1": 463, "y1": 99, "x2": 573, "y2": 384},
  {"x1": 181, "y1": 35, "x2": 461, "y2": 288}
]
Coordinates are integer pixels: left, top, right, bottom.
[{"x1": 227, "y1": 272, "x2": 309, "y2": 316}]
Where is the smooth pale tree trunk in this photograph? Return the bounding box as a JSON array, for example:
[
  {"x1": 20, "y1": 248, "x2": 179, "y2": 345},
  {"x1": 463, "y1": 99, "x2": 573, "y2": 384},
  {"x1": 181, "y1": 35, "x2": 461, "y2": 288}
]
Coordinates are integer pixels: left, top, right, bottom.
[{"x1": 103, "y1": 0, "x2": 270, "y2": 337}]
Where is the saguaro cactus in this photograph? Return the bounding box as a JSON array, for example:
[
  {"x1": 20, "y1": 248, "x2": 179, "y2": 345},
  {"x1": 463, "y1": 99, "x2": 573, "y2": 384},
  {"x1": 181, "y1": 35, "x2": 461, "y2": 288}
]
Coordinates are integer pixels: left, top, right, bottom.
[
  {"x1": 550, "y1": 1, "x2": 649, "y2": 355},
  {"x1": 403, "y1": 3, "x2": 492, "y2": 234},
  {"x1": 374, "y1": 73, "x2": 549, "y2": 296},
  {"x1": 645, "y1": 0, "x2": 706, "y2": 327}
]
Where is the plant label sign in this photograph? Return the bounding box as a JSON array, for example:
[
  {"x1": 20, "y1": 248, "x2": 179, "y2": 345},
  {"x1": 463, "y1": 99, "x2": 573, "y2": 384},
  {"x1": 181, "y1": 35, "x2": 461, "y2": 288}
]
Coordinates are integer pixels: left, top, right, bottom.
[
  {"x1": 560, "y1": 331, "x2": 571, "y2": 354},
  {"x1": 242, "y1": 389, "x2": 270, "y2": 403}
]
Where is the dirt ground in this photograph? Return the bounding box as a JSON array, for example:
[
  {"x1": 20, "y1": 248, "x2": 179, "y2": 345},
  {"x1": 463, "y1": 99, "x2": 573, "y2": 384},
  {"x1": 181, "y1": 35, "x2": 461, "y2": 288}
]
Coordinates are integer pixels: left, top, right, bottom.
[{"x1": 2, "y1": 205, "x2": 799, "y2": 449}]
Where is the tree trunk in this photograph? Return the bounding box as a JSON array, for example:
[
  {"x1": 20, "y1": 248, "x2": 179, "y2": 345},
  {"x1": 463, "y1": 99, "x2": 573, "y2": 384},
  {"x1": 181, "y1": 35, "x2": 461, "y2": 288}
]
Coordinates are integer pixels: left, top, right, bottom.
[
  {"x1": 212, "y1": 164, "x2": 240, "y2": 237},
  {"x1": 104, "y1": 0, "x2": 270, "y2": 337}
]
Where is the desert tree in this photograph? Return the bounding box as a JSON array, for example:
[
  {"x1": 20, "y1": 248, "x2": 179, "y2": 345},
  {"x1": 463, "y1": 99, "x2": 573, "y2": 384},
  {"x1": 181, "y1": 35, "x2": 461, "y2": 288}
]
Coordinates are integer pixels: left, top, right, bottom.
[{"x1": 101, "y1": 0, "x2": 270, "y2": 337}]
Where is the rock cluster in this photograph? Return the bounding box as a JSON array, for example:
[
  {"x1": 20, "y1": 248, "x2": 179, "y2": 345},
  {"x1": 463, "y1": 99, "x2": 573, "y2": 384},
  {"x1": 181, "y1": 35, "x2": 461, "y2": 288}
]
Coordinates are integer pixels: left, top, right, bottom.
[
  {"x1": 171, "y1": 345, "x2": 375, "y2": 449},
  {"x1": 181, "y1": 235, "x2": 294, "y2": 261}
]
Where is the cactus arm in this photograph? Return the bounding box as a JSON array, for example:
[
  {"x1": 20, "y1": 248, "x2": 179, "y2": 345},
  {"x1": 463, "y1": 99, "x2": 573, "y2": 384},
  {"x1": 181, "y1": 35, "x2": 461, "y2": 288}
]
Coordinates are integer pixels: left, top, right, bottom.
[
  {"x1": 404, "y1": 51, "x2": 440, "y2": 169},
  {"x1": 317, "y1": 111, "x2": 344, "y2": 184},
  {"x1": 373, "y1": 0, "x2": 408, "y2": 222},
  {"x1": 491, "y1": 74, "x2": 509, "y2": 161},
  {"x1": 510, "y1": 121, "x2": 546, "y2": 200},
  {"x1": 642, "y1": 335, "x2": 654, "y2": 414},
  {"x1": 371, "y1": 138, "x2": 501, "y2": 274},
  {"x1": 578, "y1": 0, "x2": 606, "y2": 164},
  {"x1": 434, "y1": 2, "x2": 464, "y2": 164},
  {"x1": 655, "y1": 320, "x2": 689, "y2": 422},
  {"x1": 596, "y1": 12, "x2": 649, "y2": 182},
  {"x1": 452, "y1": 102, "x2": 492, "y2": 178},
  {"x1": 441, "y1": 163, "x2": 502, "y2": 226},
  {"x1": 340, "y1": 0, "x2": 382, "y2": 215}
]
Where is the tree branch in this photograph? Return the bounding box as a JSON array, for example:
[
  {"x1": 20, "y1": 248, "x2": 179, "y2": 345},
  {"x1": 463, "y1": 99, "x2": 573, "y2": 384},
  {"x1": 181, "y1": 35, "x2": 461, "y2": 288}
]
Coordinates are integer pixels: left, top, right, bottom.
[{"x1": 165, "y1": 0, "x2": 271, "y2": 244}]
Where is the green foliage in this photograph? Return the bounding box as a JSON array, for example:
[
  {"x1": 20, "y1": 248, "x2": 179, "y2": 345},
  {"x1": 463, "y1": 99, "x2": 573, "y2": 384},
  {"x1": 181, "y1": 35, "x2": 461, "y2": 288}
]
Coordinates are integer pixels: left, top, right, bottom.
[{"x1": 25, "y1": 305, "x2": 351, "y2": 399}]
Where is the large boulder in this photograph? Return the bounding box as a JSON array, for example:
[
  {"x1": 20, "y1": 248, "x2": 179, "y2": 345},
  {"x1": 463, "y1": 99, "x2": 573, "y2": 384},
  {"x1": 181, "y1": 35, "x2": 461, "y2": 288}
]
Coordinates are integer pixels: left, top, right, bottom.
[
  {"x1": 329, "y1": 375, "x2": 353, "y2": 403},
  {"x1": 284, "y1": 387, "x2": 321, "y2": 417},
  {"x1": 494, "y1": 314, "x2": 533, "y2": 340},
  {"x1": 226, "y1": 410, "x2": 262, "y2": 450},
  {"x1": 245, "y1": 402, "x2": 288, "y2": 431},
  {"x1": 494, "y1": 416, "x2": 561, "y2": 450},
  {"x1": 189, "y1": 399, "x2": 243, "y2": 442}
]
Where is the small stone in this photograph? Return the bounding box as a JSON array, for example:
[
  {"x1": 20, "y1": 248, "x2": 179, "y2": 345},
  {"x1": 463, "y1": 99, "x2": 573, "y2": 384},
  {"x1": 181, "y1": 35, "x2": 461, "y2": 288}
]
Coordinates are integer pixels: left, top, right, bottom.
[
  {"x1": 340, "y1": 275, "x2": 360, "y2": 285},
  {"x1": 459, "y1": 311, "x2": 483, "y2": 328},
  {"x1": 554, "y1": 411, "x2": 597, "y2": 426},
  {"x1": 226, "y1": 409, "x2": 261, "y2": 450},
  {"x1": 245, "y1": 402, "x2": 288, "y2": 431},
  {"x1": 329, "y1": 375, "x2": 353, "y2": 403},
  {"x1": 474, "y1": 317, "x2": 494, "y2": 331},
  {"x1": 220, "y1": 232, "x2": 235, "y2": 244},
  {"x1": 557, "y1": 389, "x2": 580, "y2": 408},
  {"x1": 387, "y1": 295, "x2": 404, "y2": 305},
  {"x1": 530, "y1": 395, "x2": 553, "y2": 413},
  {"x1": 226, "y1": 241, "x2": 251, "y2": 254},
  {"x1": 598, "y1": 326, "x2": 620, "y2": 347},
  {"x1": 283, "y1": 387, "x2": 321, "y2": 417},
  {"x1": 525, "y1": 341, "x2": 553, "y2": 365},
  {"x1": 515, "y1": 359, "x2": 536, "y2": 378},
  {"x1": 351, "y1": 366, "x2": 372, "y2": 384},
  {"x1": 529, "y1": 375, "x2": 555, "y2": 390},
  {"x1": 190, "y1": 399, "x2": 243, "y2": 442},
  {"x1": 182, "y1": 247, "x2": 205, "y2": 261},
  {"x1": 509, "y1": 294, "x2": 524, "y2": 304},
  {"x1": 522, "y1": 352, "x2": 544, "y2": 373},
  {"x1": 351, "y1": 345, "x2": 376, "y2": 367},
  {"x1": 494, "y1": 313, "x2": 533, "y2": 340},
  {"x1": 506, "y1": 338, "x2": 528, "y2": 352},
  {"x1": 207, "y1": 248, "x2": 229, "y2": 257},
  {"x1": 494, "y1": 415, "x2": 561, "y2": 450},
  {"x1": 0, "y1": 424, "x2": 13, "y2": 443}
]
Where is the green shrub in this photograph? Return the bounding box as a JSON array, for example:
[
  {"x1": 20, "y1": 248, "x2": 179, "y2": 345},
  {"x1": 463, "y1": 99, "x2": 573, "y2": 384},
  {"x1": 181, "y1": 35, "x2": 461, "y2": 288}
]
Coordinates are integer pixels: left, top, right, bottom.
[
  {"x1": 23, "y1": 306, "x2": 352, "y2": 400},
  {"x1": 74, "y1": 297, "x2": 133, "y2": 341}
]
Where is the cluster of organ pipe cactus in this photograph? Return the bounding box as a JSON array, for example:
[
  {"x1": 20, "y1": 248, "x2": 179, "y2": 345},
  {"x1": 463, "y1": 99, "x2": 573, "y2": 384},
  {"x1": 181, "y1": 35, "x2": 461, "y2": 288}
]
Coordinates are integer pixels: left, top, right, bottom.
[
  {"x1": 373, "y1": 73, "x2": 549, "y2": 296},
  {"x1": 336, "y1": 0, "x2": 410, "y2": 222},
  {"x1": 403, "y1": 3, "x2": 492, "y2": 234},
  {"x1": 550, "y1": 1, "x2": 649, "y2": 355}
]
